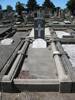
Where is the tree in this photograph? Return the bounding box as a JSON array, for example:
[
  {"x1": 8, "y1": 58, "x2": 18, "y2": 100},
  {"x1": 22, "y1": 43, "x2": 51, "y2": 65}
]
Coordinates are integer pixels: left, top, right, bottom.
[
  {"x1": 42, "y1": 0, "x2": 55, "y2": 15},
  {"x1": 0, "y1": 4, "x2": 2, "y2": 19},
  {"x1": 42, "y1": 0, "x2": 55, "y2": 9},
  {"x1": 0, "y1": 5, "x2": 2, "y2": 10},
  {"x1": 66, "y1": 0, "x2": 75, "y2": 15},
  {"x1": 6, "y1": 5, "x2": 13, "y2": 12},
  {"x1": 16, "y1": 2, "x2": 25, "y2": 16},
  {"x1": 55, "y1": 7, "x2": 61, "y2": 12},
  {"x1": 27, "y1": 0, "x2": 38, "y2": 11}
]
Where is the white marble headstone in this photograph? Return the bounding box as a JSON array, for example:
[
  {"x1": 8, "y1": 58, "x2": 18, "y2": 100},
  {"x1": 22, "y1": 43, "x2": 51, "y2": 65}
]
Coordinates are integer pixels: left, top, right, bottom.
[
  {"x1": 55, "y1": 31, "x2": 70, "y2": 38},
  {"x1": 64, "y1": 20, "x2": 71, "y2": 24},
  {"x1": 32, "y1": 38, "x2": 46, "y2": 48},
  {"x1": 1, "y1": 38, "x2": 14, "y2": 45}
]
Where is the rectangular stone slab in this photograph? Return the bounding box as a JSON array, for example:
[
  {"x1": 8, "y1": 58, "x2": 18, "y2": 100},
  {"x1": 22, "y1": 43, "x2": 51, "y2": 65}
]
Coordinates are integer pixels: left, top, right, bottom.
[{"x1": 21, "y1": 46, "x2": 58, "y2": 79}]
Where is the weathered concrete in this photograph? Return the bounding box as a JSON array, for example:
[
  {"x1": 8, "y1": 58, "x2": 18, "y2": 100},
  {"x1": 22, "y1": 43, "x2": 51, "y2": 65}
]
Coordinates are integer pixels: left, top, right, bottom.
[
  {"x1": 1, "y1": 92, "x2": 75, "y2": 100},
  {"x1": 23, "y1": 46, "x2": 57, "y2": 79}
]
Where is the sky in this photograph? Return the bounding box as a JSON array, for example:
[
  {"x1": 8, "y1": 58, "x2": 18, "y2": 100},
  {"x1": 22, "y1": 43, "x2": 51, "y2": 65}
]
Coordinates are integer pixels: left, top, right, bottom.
[{"x1": 0, "y1": 0, "x2": 69, "y2": 9}]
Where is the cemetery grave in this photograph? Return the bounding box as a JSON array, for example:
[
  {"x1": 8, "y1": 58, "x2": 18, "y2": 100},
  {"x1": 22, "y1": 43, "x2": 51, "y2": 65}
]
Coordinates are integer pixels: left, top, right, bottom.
[
  {"x1": 1, "y1": 9, "x2": 75, "y2": 100},
  {"x1": 1, "y1": 0, "x2": 75, "y2": 99}
]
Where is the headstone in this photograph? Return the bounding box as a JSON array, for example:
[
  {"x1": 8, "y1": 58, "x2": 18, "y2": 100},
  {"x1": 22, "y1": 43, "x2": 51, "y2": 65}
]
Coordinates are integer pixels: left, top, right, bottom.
[
  {"x1": 34, "y1": 10, "x2": 45, "y2": 39},
  {"x1": 56, "y1": 8, "x2": 61, "y2": 18},
  {"x1": 53, "y1": 21, "x2": 59, "y2": 24},
  {"x1": 32, "y1": 39, "x2": 46, "y2": 48},
  {"x1": 32, "y1": 11, "x2": 46, "y2": 48},
  {"x1": 55, "y1": 31, "x2": 70, "y2": 38},
  {"x1": 64, "y1": 20, "x2": 71, "y2": 24},
  {"x1": 16, "y1": 22, "x2": 21, "y2": 25},
  {"x1": 61, "y1": 10, "x2": 65, "y2": 18},
  {"x1": 1, "y1": 38, "x2": 14, "y2": 45}
]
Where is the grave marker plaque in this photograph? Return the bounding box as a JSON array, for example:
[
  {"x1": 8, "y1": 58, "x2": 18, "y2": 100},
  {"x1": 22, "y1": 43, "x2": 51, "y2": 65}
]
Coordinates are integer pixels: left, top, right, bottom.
[{"x1": 34, "y1": 11, "x2": 45, "y2": 39}]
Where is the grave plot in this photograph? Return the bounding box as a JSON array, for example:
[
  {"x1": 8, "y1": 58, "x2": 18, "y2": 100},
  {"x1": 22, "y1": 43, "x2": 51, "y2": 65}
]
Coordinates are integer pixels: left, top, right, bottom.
[
  {"x1": 52, "y1": 28, "x2": 75, "y2": 68},
  {"x1": 0, "y1": 30, "x2": 73, "y2": 93},
  {"x1": 1, "y1": 36, "x2": 59, "y2": 92},
  {"x1": 53, "y1": 28, "x2": 75, "y2": 92},
  {"x1": 14, "y1": 14, "x2": 34, "y2": 29},
  {"x1": 13, "y1": 41, "x2": 58, "y2": 90},
  {"x1": 61, "y1": 44, "x2": 75, "y2": 92},
  {"x1": 48, "y1": 19, "x2": 75, "y2": 29},
  {"x1": 14, "y1": 21, "x2": 33, "y2": 32},
  {"x1": 53, "y1": 28, "x2": 75, "y2": 44},
  {"x1": 1, "y1": 27, "x2": 72, "y2": 93},
  {"x1": 62, "y1": 44, "x2": 75, "y2": 68},
  {"x1": 1, "y1": 12, "x2": 59, "y2": 92},
  {"x1": 55, "y1": 42, "x2": 74, "y2": 92},
  {"x1": 0, "y1": 37, "x2": 23, "y2": 75},
  {"x1": 0, "y1": 27, "x2": 31, "y2": 91},
  {"x1": 51, "y1": 28, "x2": 75, "y2": 40},
  {"x1": 1, "y1": 11, "x2": 75, "y2": 94}
]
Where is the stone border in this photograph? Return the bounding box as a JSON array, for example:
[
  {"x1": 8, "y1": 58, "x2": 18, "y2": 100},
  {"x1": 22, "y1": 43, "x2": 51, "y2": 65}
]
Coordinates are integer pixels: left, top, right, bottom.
[
  {"x1": 0, "y1": 40, "x2": 24, "y2": 79},
  {"x1": 13, "y1": 79, "x2": 59, "y2": 92},
  {"x1": 56, "y1": 42, "x2": 75, "y2": 92},
  {"x1": 1, "y1": 40, "x2": 30, "y2": 82},
  {"x1": 49, "y1": 28, "x2": 72, "y2": 93},
  {"x1": 48, "y1": 24, "x2": 75, "y2": 29}
]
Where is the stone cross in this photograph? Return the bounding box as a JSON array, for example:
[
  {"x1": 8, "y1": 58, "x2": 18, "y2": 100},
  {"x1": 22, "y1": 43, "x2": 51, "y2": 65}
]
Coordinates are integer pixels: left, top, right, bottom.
[
  {"x1": 35, "y1": 24, "x2": 44, "y2": 38},
  {"x1": 34, "y1": 11, "x2": 45, "y2": 39}
]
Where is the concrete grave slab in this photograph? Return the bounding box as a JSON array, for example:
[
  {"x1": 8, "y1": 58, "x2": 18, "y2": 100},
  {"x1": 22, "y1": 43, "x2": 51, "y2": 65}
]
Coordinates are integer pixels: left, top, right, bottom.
[
  {"x1": 25, "y1": 47, "x2": 57, "y2": 79},
  {"x1": 62, "y1": 44, "x2": 75, "y2": 68}
]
